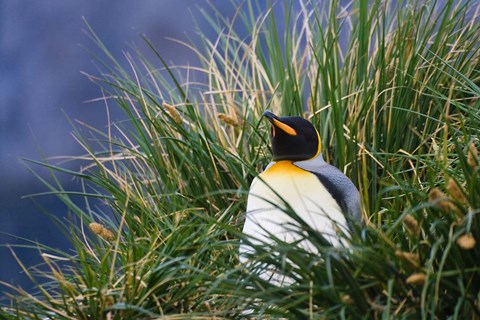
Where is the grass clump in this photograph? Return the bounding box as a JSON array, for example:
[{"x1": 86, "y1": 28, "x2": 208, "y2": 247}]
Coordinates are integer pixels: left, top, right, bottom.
[{"x1": 1, "y1": 0, "x2": 480, "y2": 318}]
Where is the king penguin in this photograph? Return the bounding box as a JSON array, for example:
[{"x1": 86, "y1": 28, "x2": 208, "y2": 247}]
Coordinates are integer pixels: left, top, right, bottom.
[{"x1": 240, "y1": 111, "x2": 360, "y2": 264}]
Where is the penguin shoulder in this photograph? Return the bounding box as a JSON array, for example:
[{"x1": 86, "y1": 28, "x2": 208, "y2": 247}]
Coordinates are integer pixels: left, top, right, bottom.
[{"x1": 294, "y1": 156, "x2": 361, "y2": 220}]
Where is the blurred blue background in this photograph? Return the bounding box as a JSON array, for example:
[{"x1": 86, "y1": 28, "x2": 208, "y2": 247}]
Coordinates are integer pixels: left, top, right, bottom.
[{"x1": 0, "y1": 1, "x2": 239, "y2": 297}]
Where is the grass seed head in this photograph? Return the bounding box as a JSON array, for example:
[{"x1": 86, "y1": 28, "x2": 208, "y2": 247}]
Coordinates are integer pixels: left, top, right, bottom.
[
  {"x1": 467, "y1": 142, "x2": 478, "y2": 169},
  {"x1": 218, "y1": 113, "x2": 242, "y2": 127},
  {"x1": 89, "y1": 222, "x2": 103, "y2": 234},
  {"x1": 457, "y1": 234, "x2": 476, "y2": 250},
  {"x1": 446, "y1": 179, "x2": 466, "y2": 203},
  {"x1": 428, "y1": 187, "x2": 452, "y2": 211},
  {"x1": 89, "y1": 222, "x2": 115, "y2": 241},
  {"x1": 100, "y1": 229, "x2": 115, "y2": 241},
  {"x1": 163, "y1": 102, "x2": 183, "y2": 125},
  {"x1": 406, "y1": 273, "x2": 426, "y2": 286},
  {"x1": 395, "y1": 250, "x2": 420, "y2": 268},
  {"x1": 403, "y1": 215, "x2": 420, "y2": 236},
  {"x1": 341, "y1": 294, "x2": 354, "y2": 305}
]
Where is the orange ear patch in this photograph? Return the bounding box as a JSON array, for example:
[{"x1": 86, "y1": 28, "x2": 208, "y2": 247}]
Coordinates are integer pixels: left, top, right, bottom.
[{"x1": 272, "y1": 119, "x2": 297, "y2": 136}]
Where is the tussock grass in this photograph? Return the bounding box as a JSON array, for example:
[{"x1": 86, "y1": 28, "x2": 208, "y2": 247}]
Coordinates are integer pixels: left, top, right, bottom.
[{"x1": 1, "y1": 0, "x2": 480, "y2": 318}]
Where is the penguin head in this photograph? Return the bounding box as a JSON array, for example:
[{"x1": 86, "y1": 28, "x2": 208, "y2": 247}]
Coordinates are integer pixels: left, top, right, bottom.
[{"x1": 263, "y1": 111, "x2": 322, "y2": 161}]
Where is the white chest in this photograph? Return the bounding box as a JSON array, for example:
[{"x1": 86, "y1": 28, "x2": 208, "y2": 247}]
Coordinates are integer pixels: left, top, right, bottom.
[{"x1": 241, "y1": 161, "x2": 348, "y2": 257}]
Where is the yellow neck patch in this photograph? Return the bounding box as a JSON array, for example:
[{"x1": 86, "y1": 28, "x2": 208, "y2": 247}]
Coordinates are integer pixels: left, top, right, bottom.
[
  {"x1": 310, "y1": 128, "x2": 322, "y2": 159},
  {"x1": 262, "y1": 160, "x2": 309, "y2": 176}
]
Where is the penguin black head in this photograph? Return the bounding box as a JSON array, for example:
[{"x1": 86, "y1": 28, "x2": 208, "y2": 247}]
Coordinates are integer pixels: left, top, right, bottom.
[{"x1": 263, "y1": 111, "x2": 321, "y2": 161}]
